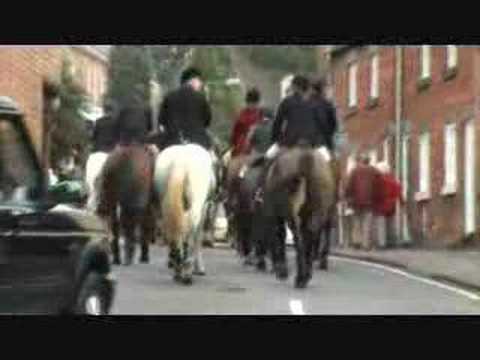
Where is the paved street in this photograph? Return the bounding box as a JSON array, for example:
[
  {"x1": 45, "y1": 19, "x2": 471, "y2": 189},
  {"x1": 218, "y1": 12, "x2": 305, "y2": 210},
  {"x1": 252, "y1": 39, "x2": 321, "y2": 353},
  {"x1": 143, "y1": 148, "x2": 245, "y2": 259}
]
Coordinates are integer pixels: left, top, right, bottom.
[{"x1": 111, "y1": 246, "x2": 480, "y2": 315}]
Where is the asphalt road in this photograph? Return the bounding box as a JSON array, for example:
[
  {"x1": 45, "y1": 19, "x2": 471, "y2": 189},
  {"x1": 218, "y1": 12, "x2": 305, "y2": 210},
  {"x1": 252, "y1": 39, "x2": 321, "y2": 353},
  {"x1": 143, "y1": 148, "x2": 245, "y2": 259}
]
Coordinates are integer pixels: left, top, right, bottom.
[{"x1": 110, "y1": 246, "x2": 480, "y2": 315}]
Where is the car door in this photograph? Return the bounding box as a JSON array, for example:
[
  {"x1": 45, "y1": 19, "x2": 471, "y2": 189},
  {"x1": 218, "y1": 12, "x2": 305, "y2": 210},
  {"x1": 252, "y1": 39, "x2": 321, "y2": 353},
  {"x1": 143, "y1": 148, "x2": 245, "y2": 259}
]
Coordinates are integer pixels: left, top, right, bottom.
[{"x1": 0, "y1": 117, "x2": 76, "y2": 314}]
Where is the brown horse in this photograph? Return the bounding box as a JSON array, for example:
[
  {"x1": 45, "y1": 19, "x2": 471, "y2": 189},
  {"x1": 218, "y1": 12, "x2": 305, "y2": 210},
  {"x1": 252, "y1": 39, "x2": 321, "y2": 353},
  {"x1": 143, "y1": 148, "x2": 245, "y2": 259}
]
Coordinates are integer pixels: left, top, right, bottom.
[
  {"x1": 97, "y1": 143, "x2": 157, "y2": 266},
  {"x1": 262, "y1": 145, "x2": 336, "y2": 288},
  {"x1": 224, "y1": 151, "x2": 264, "y2": 258}
]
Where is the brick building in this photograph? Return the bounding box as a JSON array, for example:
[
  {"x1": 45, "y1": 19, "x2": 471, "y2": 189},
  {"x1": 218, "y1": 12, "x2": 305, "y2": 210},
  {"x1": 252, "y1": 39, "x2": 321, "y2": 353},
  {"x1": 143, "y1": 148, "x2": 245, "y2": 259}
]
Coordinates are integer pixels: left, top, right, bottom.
[
  {"x1": 0, "y1": 45, "x2": 109, "y2": 158},
  {"x1": 324, "y1": 45, "x2": 480, "y2": 249}
]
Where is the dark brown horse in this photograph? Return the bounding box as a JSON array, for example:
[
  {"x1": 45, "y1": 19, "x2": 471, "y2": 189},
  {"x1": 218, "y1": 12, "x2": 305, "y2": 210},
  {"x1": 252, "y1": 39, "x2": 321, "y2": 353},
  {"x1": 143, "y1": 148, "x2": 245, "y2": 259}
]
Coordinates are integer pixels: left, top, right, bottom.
[
  {"x1": 224, "y1": 151, "x2": 262, "y2": 259},
  {"x1": 262, "y1": 145, "x2": 336, "y2": 288},
  {"x1": 97, "y1": 143, "x2": 157, "y2": 266}
]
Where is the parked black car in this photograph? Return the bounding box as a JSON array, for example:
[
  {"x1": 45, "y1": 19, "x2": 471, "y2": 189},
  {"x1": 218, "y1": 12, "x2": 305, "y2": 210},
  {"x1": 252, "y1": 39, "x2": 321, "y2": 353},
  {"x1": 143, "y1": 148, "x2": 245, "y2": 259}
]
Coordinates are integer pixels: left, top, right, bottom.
[{"x1": 0, "y1": 97, "x2": 115, "y2": 315}]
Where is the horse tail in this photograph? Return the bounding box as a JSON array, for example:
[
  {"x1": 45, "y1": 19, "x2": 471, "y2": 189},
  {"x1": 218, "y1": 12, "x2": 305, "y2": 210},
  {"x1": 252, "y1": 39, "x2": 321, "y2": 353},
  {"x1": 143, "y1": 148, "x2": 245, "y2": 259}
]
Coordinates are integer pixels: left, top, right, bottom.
[{"x1": 162, "y1": 162, "x2": 192, "y2": 245}]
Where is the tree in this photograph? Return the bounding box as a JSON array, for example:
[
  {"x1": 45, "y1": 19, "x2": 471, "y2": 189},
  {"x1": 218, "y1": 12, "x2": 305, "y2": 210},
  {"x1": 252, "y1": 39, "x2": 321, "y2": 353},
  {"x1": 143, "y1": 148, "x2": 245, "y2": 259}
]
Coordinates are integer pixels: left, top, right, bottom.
[
  {"x1": 48, "y1": 58, "x2": 90, "y2": 174},
  {"x1": 189, "y1": 47, "x2": 243, "y2": 146},
  {"x1": 105, "y1": 46, "x2": 152, "y2": 109}
]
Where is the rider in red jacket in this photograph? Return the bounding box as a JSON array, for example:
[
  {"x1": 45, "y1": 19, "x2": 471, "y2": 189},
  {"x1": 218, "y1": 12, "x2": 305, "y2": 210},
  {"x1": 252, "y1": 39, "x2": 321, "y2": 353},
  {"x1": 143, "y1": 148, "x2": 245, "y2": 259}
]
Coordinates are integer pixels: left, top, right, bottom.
[{"x1": 231, "y1": 88, "x2": 262, "y2": 157}]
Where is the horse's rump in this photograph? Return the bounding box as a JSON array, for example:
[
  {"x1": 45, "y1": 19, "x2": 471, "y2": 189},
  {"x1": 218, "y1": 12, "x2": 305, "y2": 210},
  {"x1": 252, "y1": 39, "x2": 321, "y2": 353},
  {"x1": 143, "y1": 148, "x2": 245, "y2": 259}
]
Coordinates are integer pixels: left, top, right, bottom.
[
  {"x1": 154, "y1": 144, "x2": 216, "y2": 244},
  {"x1": 98, "y1": 145, "x2": 154, "y2": 215},
  {"x1": 264, "y1": 147, "x2": 336, "y2": 224}
]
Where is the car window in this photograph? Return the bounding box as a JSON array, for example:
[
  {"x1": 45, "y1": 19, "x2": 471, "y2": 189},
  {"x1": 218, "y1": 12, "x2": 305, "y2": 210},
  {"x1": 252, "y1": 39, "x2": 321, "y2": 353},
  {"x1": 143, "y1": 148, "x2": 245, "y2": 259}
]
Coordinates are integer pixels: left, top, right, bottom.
[{"x1": 0, "y1": 119, "x2": 42, "y2": 205}]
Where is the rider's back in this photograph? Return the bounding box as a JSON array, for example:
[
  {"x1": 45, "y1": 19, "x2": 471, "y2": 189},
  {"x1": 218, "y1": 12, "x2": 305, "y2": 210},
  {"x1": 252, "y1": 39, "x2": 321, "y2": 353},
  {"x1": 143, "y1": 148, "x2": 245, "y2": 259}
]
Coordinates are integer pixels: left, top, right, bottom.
[{"x1": 159, "y1": 86, "x2": 212, "y2": 149}]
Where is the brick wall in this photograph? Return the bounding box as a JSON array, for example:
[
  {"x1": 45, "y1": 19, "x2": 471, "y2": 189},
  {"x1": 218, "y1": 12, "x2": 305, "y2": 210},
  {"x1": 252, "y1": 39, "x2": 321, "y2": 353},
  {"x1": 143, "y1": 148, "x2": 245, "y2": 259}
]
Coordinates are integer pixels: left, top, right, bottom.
[
  {"x1": 329, "y1": 45, "x2": 480, "y2": 248},
  {"x1": 0, "y1": 46, "x2": 109, "y2": 161},
  {"x1": 0, "y1": 47, "x2": 66, "y2": 156},
  {"x1": 331, "y1": 46, "x2": 396, "y2": 172},
  {"x1": 403, "y1": 46, "x2": 475, "y2": 247}
]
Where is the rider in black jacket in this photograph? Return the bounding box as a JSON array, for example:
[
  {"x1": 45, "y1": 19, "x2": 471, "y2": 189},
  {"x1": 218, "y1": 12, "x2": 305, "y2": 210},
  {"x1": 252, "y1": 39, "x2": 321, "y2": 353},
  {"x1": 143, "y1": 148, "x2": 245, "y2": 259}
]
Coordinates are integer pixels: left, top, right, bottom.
[{"x1": 158, "y1": 67, "x2": 213, "y2": 150}]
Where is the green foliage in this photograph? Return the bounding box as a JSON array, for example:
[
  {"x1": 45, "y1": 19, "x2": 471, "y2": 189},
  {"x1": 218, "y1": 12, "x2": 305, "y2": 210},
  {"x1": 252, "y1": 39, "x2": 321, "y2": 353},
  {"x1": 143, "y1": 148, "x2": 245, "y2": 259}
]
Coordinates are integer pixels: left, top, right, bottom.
[
  {"x1": 50, "y1": 58, "x2": 90, "y2": 172},
  {"x1": 189, "y1": 47, "x2": 242, "y2": 144},
  {"x1": 150, "y1": 46, "x2": 193, "y2": 92},
  {"x1": 241, "y1": 46, "x2": 317, "y2": 75},
  {"x1": 105, "y1": 46, "x2": 152, "y2": 108}
]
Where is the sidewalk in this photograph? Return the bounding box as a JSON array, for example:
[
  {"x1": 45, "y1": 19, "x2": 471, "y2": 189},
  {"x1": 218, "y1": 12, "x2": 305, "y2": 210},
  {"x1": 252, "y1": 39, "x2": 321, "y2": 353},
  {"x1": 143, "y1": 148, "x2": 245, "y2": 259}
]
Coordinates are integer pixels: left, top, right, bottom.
[{"x1": 332, "y1": 246, "x2": 480, "y2": 291}]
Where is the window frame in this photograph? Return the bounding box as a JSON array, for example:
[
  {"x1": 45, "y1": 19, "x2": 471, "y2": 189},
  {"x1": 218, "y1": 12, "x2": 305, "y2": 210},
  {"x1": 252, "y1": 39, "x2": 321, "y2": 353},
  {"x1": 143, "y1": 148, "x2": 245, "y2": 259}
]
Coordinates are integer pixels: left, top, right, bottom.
[
  {"x1": 441, "y1": 121, "x2": 458, "y2": 195},
  {"x1": 370, "y1": 52, "x2": 380, "y2": 100},
  {"x1": 417, "y1": 46, "x2": 432, "y2": 91},
  {"x1": 416, "y1": 131, "x2": 431, "y2": 201},
  {"x1": 347, "y1": 61, "x2": 358, "y2": 109}
]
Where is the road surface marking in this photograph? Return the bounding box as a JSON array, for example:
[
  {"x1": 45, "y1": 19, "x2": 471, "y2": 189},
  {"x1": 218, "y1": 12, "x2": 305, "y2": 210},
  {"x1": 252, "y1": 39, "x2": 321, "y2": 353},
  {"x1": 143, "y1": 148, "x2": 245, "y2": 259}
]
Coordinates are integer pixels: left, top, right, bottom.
[
  {"x1": 289, "y1": 299, "x2": 306, "y2": 315},
  {"x1": 332, "y1": 256, "x2": 480, "y2": 301}
]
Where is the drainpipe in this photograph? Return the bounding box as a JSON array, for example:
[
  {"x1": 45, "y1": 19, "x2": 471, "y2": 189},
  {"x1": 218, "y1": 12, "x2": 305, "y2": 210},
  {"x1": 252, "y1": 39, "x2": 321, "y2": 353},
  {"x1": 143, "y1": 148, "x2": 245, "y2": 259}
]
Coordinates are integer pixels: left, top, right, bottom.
[{"x1": 394, "y1": 46, "x2": 404, "y2": 245}]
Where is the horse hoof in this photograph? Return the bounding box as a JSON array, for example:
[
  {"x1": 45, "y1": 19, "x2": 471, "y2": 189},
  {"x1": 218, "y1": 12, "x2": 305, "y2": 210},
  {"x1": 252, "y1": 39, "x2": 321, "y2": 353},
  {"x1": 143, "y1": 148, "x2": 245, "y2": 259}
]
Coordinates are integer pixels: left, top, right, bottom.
[
  {"x1": 112, "y1": 259, "x2": 121, "y2": 266},
  {"x1": 318, "y1": 261, "x2": 328, "y2": 271},
  {"x1": 256, "y1": 260, "x2": 267, "y2": 272},
  {"x1": 140, "y1": 257, "x2": 150, "y2": 264},
  {"x1": 193, "y1": 270, "x2": 206, "y2": 276},
  {"x1": 276, "y1": 266, "x2": 289, "y2": 281},
  {"x1": 294, "y1": 277, "x2": 309, "y2": 289},
  {"x1": 182, "y1": 276, "x2": 193, "y2": 285}
]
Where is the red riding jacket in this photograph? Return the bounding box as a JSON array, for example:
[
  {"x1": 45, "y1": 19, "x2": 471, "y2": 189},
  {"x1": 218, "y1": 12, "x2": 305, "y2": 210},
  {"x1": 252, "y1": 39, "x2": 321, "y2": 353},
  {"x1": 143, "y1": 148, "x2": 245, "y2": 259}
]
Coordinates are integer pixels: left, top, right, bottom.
[{"x1": 230, "y1": 107, "x2": 262, "y2": 157}]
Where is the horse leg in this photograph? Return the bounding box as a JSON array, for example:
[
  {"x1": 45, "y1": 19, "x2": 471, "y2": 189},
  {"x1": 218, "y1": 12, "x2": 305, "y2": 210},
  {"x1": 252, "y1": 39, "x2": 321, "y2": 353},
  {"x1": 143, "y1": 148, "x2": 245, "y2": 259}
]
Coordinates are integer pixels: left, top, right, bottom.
[
  {"x1": 274, "y1": 217, "x2": 289, "y2": 280},
  {"x1": 293, "y1": 218, "x2": 308, "y2": 289},
  {"x1": 180, "y1": 239, "x2": 194, "y2": 285},
  {"x1": 193, "y1": 233, "x2": 206, "y2": 276},
  {"x1": 110, "y1": 211, "x2": 121, "y2": 265},
  {"x1": 121, "y1": 209, "x2": 136, "y2": 266},
  {"x1": 318, "y1": 219, "x2": 331, "y2": 271},
  {"x1": 304, "y1": 226, "x2": 315, "y2": 284},
  {"x1": 193, "y1": 211, "x2": 207, "y2": 276},
  {"x1": 170, "y1": 243, "x2": 183, "y2": 283},
  {"x1": 252, "y1": 208, "x2": 267, "y2": 272},
  {"x1": 140, "y1": 207, "x2": 154, "y2": 264}
]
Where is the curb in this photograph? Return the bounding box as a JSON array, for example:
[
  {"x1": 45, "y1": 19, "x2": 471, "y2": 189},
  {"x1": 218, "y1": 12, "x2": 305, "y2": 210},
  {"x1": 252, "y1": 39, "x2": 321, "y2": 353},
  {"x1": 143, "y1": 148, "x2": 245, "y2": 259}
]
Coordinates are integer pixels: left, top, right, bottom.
[{"x1": 331, "y1": 251, "x2": 480, "y2": 295}]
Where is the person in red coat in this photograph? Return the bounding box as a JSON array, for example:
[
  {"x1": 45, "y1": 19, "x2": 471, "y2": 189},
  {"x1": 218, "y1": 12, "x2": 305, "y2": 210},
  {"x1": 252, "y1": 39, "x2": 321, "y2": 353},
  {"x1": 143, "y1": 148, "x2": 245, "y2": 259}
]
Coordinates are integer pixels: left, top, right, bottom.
[
  {"x1": 230, "y1": 88, "x2": 262, "y2": 157},
  {"x1": 344, "y1": 153, "x2": 381, "y2": 250},
  {"x1": 374, "y1": 162, "x2": 404, "y2": 248}
]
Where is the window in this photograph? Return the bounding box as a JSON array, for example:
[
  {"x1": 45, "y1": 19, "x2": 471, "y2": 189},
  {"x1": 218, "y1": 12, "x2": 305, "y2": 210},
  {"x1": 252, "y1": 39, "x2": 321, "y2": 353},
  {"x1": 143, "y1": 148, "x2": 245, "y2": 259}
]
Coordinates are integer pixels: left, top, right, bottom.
[
  {"x1": 442, "y1": 122, "x2": 457, "y2": 194},
  {"x1": 418, "y1": 132, "x2": 431, "y2": 198},
  {"x1": 370, "y1": 54, "x2": 379, "y2": 99},
  {"x1": 383, "y1": 138, "x2": 390, "y2": 167},
  {"x1": 420, "y1": 45, "x2": 431, "y2": 80},
  {"x1": 0, "y1": 119, "x2": 42, "y2": 204},
  {"x1": 348, "y1": 62, "x2": 358, "y2": 108},
  {"x1": 402, "y1": 136, "x2": 410, "y2": 199},
  {"x1": 369, "y1": 149, "x2": 378, "y2": 166},
  {"x1": 347, "y1": 155, "x2": 356, "y2": 175},
  {"x1": 447, "y1": 45, "x2": 458, "y2": 69}
]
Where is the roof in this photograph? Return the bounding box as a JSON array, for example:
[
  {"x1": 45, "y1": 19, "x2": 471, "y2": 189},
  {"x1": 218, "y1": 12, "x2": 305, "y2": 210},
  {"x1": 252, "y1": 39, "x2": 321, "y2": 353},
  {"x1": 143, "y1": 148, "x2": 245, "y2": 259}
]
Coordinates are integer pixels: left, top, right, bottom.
[{"x1": 0, "y1": 96, "x2": 22, "y2": 116}]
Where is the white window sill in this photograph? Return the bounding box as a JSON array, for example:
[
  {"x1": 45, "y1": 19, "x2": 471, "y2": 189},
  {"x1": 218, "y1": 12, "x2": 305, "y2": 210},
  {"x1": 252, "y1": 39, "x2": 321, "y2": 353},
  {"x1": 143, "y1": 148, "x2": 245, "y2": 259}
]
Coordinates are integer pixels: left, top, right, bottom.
[
  {"x1": 441, "y1": 183, "x2": 457, "y2": 196},
  {"x1": 415, "y1": 191, "x2": 431, "y2": 202}
]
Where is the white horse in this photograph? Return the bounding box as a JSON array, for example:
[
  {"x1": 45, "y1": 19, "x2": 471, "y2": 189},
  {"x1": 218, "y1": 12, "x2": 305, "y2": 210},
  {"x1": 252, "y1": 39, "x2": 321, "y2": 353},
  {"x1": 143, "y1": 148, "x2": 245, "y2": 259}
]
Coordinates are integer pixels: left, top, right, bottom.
[
  {"x1": 153, "y1": 144, "x2": 217, "y2": 285},
  {"x1": 85, "y1": 151, "x2": 109, "y2": 212}
]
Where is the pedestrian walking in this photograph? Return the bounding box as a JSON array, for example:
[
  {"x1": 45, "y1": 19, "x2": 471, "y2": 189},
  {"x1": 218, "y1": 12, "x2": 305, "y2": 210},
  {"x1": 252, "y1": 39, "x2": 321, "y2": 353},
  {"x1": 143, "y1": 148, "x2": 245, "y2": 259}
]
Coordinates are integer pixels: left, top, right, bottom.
[
  {"x1": 344, "y1": 153, "x2": 381, "y2": 250},
  {"x1": 373, "y1": 162, "x2": 404, "y2": 248}
]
